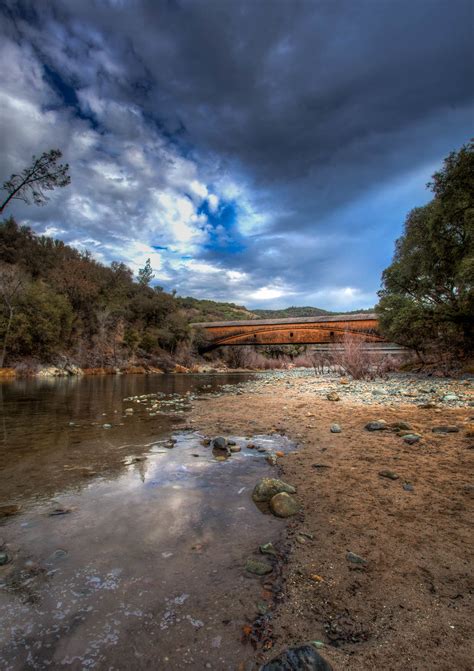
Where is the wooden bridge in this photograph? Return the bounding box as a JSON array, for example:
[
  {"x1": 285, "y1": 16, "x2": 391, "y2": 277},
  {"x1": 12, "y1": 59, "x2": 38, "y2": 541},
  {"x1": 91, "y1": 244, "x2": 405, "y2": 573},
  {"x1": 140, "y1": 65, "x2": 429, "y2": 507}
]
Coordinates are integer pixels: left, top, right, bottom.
[{"x1": 192, "y1": 313, "x2": 384, "y2": 348}]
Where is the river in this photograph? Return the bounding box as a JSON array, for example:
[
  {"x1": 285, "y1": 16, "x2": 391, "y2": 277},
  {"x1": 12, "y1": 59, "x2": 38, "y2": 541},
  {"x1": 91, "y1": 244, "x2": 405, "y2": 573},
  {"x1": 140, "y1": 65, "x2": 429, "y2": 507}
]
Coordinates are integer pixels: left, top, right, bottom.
[{"x1": 0, "y1": 373, "x2": 293, "y2": 670}]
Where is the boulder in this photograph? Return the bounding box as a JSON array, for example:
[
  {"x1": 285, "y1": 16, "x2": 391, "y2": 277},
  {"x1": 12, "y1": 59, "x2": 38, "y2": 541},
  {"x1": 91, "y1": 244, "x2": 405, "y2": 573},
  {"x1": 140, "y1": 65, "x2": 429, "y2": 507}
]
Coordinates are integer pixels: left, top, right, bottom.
[
  {"x1": 270, "y1": 492, "x2": 300, "y2": 518},
  {"x1": 252, "y1": 478, "x2": 296, "y2": 503},
  {"x1": 259, "y1": 644, "x2": 333, "y2": 670}
]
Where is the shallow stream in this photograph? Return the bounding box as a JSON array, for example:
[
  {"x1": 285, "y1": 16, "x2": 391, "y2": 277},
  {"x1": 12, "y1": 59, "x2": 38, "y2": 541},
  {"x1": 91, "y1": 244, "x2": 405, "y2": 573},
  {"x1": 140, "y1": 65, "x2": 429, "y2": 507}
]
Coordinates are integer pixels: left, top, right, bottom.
[{"x1": 0, "y1": 374, "x2": 293, "y2": 670}]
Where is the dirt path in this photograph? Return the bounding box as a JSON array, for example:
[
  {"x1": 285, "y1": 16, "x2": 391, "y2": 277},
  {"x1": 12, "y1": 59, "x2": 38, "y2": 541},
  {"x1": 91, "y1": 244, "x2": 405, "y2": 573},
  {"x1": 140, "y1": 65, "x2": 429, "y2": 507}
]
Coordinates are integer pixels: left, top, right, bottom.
[{"x1": 190, "y1": 375, "x2": 473, "y2": 670}]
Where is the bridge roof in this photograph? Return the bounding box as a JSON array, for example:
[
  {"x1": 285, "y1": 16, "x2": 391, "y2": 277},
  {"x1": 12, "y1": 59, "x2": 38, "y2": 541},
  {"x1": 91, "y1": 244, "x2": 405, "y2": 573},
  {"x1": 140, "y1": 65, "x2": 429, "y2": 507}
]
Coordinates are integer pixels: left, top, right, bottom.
[{"x1": 192, "y1": 312, "x2": 377, "y2": 328}]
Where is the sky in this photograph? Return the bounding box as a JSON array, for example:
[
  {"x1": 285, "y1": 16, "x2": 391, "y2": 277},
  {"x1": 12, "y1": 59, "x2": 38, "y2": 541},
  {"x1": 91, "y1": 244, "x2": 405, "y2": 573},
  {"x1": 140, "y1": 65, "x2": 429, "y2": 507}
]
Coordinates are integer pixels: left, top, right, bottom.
[{"x1": 0, "y1": 0, "x2": 472, "y2": 311}]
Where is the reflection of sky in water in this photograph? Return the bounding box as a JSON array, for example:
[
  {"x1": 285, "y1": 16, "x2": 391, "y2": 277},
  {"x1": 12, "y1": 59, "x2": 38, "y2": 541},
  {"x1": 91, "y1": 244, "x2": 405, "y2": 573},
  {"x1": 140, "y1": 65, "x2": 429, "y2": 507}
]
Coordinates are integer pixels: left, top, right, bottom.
[{"x1": 0, "y1": 387, "x2": 295, "y2": 670}]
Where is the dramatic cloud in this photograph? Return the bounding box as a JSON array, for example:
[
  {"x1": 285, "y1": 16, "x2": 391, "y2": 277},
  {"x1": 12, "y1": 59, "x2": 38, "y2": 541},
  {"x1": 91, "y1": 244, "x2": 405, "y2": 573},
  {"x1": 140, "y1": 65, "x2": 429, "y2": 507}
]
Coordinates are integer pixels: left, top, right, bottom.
[{"x1": 1, "y1": 0, "x2": 472, "y2": 309}]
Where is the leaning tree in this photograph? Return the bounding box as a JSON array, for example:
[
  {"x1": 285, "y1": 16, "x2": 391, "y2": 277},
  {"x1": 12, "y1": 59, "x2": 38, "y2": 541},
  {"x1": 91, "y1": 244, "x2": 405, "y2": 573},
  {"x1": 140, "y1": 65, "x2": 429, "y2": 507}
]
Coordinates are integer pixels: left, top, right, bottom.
[{"x1": 0, "y1": 149, "x2": 70, "y2": 214}]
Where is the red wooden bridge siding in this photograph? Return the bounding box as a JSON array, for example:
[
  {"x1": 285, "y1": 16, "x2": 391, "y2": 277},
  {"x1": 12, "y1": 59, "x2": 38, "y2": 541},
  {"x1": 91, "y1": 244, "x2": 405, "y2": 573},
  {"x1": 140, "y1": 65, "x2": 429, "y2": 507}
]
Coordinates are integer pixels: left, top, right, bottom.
[{"x1": 192, "y1": 313, "x2": 384, "y2": 347}]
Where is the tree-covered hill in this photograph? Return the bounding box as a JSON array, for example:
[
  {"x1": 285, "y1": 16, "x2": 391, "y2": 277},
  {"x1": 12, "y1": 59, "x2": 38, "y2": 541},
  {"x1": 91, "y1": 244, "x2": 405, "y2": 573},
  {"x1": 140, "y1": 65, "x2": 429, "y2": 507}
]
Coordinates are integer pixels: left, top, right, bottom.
[
  {"x1": 176, "y1": 296, "x2": 257, "y2": 322},
  {"x1": 0, "y1": 218, "x2": 190, "y2": 369}
]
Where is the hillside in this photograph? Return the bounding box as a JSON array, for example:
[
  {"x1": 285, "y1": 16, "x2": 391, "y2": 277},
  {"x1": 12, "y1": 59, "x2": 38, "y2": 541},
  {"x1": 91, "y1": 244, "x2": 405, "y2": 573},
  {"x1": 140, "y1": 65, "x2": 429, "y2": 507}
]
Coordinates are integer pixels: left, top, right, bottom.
[
  {"x1": 177, "y1": 297, "x2": 257, "y2": 322},
  {"x1": 253, "y1": 306, "x2": 330, "y2": 319},
  {"x1": 185, "y1": 303, "x2": 375, "y2": 322}
]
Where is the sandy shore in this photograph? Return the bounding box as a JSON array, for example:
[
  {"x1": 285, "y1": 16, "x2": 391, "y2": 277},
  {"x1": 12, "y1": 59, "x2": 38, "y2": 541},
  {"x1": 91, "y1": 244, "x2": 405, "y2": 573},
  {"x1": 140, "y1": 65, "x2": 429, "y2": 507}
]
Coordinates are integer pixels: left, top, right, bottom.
[{"x1": 189, "y1": 372, "x2": 473, "y2": 670}]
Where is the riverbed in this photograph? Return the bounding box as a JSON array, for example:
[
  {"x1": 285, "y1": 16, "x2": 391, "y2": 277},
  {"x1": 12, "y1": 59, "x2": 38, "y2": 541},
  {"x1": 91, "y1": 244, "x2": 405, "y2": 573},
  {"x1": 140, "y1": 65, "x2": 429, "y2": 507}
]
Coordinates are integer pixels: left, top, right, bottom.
[{"x1": 0, "y1": 374, "x2": 294, "y2": 670}]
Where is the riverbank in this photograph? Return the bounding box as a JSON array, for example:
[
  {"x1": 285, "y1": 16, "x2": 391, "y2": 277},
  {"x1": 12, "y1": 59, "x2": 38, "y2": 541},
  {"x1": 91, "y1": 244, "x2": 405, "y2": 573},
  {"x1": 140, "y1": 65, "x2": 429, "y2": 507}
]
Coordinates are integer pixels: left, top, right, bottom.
[
  {"x1": 0, "y1": 362, "x2": 229, "y2": 379},
  {"x1": 189, "y1": 371, "x2": 473, "y2": 670}
]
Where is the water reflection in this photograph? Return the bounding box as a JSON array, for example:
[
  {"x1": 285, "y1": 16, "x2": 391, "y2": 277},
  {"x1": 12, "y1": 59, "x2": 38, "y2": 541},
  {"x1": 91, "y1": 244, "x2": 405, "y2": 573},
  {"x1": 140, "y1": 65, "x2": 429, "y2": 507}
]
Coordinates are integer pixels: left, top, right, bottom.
[{"x1": 0, "y1": 374, "x2": 295, "y2": 670}]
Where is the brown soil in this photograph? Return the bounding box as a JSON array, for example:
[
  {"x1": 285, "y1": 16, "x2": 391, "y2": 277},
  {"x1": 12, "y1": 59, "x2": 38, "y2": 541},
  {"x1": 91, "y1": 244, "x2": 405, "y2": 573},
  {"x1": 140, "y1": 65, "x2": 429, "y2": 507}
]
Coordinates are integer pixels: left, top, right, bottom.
[{"x1": 190, "y1": 377, "x2": 474, "y2": 670}]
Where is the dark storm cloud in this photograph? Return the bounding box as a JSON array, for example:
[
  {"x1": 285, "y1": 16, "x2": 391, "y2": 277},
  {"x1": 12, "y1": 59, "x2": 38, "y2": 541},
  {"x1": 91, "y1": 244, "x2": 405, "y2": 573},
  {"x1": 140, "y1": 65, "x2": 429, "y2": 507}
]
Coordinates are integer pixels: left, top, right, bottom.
[{"x1": 1, "y1": 0, "x2": 472, "y2": 308}]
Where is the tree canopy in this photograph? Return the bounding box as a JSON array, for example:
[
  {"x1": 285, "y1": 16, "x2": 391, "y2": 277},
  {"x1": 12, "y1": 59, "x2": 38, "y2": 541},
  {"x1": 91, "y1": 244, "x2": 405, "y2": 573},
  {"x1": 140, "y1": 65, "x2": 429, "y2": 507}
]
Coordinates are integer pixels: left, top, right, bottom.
[{"x1": 377, "y1": 140, "x2": 474, "y2": 357}]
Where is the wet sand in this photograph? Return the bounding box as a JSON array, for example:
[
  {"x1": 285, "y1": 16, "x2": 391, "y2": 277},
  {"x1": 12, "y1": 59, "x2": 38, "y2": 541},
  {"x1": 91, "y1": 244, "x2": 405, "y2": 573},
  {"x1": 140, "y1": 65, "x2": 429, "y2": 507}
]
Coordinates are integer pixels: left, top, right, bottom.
[{"x1": 190, "y1": 374, "x2": 473, "y2": 670}]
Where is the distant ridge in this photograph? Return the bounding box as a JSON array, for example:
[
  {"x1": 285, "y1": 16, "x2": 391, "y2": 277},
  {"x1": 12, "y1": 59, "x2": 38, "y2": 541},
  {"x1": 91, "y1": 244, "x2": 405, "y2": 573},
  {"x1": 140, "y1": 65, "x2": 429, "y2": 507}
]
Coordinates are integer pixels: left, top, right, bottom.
[
  {"x1": 181, "y1": 297, "x2": 374, "y2": 323},
  {"x1": 253, "y1": 306, "x2": 330, "y2": 318}
]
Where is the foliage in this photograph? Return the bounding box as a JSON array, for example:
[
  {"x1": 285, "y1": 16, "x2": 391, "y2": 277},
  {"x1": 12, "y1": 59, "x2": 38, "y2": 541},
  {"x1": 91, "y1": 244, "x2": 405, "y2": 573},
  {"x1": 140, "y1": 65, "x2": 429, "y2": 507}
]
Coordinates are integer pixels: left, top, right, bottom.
[
  {"x1": 253, "y1": 306, "x2": 374, "y2": 318},
  {"x1": 253, "y1": 306, "x2": 330, "y2": 318},
  {"x1": 0, "y1": 219, "x2": 191, "y2": 366},
  {"x1": 377, "y1": 140, "x2": 474, "y2": 357},
  {"x1": 137, "y1": 258, "x2": 155, "y2": 286},
  {"x1": 1, "y1": 280, "x2": 73, "y2": 359},
  {"x1": 0, "y1": 149, "x2": 70, "y2": 213},
  {"x1": 177, "y1": 296, "x2": 257, "y2": 322}
]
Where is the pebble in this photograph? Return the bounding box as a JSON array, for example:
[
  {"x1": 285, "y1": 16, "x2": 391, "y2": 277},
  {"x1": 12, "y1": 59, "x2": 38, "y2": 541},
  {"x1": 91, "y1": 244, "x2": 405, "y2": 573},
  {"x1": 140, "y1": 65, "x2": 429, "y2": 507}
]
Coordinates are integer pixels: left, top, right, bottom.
[
  {"x1": 379, "y1": 470, "x2": 399, "y2": 480},
  {"x1": 260, "y1": 542, "x2": 277, "y2": 556},
  {"x1": 260, "y1": 644, "x2": 333, "y2": 670},
  {"x1": 365, "y1": 421, "x2": 388, "y2": 431},
  {"x1": 403, "y1": 433, "x2": 422, "y2": 445},
  {"x1": 326, "y1": 391, "x2": 340, "y2": 401},
  {"x1": 245, "y1": 558, "x2": 273, "y2": 576},
  {"x1": 330, "y1": 424, "x2": 342, "y2": 433},
  {"x1": 346, "y1": 551, "x2": 367, "y2": 565},
  {"x1": 432, "y1": 425, "x2": 460, "y2": 433}
]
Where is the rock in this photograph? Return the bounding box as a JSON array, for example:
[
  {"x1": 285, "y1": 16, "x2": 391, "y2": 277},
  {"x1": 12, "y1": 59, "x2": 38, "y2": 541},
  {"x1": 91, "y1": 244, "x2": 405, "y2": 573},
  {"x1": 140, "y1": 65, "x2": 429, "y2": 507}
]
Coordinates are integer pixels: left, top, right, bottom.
[
  {"x1": 432, "y1": 425, "x2": 460, "y2": 433},
  {"x1": 37, "y1": 366, "x2": 66, "y2": 377},
  {"x1": 0, "y1": 552, "x2": 9, "y2": 566},
  {"x1": 214, "y1": 456, "x2": 227, "y2": 462},
  {"x1": 211, "y1": 436, "x2": 231, "y2": 455},
  {"x1": 270, "y1": 492, "x2": 300, "y2": 518},
  {"x1": 339, "y1": 378, "x2": 350, "y2": 385},
  {"x1": 403, "y1": 483, "x2": 414, "y2": 492},
  {"x1": 390, "y1": 421, "x2": 412, "y2": 431},
  {"x1": 365, "y1": 420, "x2": 388, "y2": 431},
  {"x1": 418, "y1": 402, "x2": 437, "y2": 409},
  {"x1": 442, "y1": 393, "x2": 459, "y2": 402},
  {"x1": 245, "y1": 558, "x2": 273, "y2": 576},
  {"x1": 229, "y1": 445, "x2": 241, "y2": 453},
  {"x1": 403, "y1": 433, "x2": 422, "y2": 445},
  {"x1": 260, "y1": 542, "x2": 277, "y2": 556},
  {"x1": 326, "y1": 391, "x2": 340, "y2": 401},
  {"x1": 256, "y1": 601, "x2": 268, "y2": 615},
  {"x1": 48, "y1": 506, "x2": 72, "y2": 516},
  {"x1": 346, "y1": 551, "x2": 367, "y2": 565},
  {"x1": 379, "y1": 470, "x2": 399, "y2": 480},
  {"x1": 124, "y1": 408, "x2": 134, "y2": 415},
  {"x1": 252, "y1": 478, "x2": 296, "y2": 503},
  {"x1": 266, "y1": 454, "x2": 278, "y2": 466},
  {"x1": 330, "y1": 424, "x2": 341, "y2": 433},
  {"x1": 102, "y1": 423, "x2": 112, "y2": 429},
  {"x1": 259, "y1": 644, "x2": 333, "y2": 670},
  {"x1": 173, "y1": 364, "x2": 190, "y2": 374}
]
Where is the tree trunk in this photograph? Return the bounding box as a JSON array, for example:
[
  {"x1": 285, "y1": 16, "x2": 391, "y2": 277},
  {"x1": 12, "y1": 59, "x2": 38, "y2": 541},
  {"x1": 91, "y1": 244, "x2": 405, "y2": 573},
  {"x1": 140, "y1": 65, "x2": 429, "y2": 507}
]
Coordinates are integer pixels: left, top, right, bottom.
[{"x1": 0, "y1": 306, "x2": 14, "y2": 368}]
